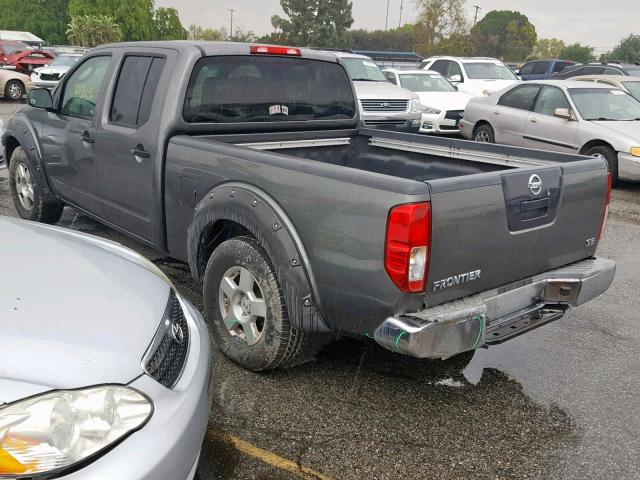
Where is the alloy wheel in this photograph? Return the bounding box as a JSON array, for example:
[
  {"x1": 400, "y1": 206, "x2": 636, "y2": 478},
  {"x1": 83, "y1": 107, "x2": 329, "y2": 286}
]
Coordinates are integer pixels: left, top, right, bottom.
[
  {"x1": 218, "y1": 266, "x2": 267, "y2": 345},
  {"x1": 475, "y1": 130, "x2": 490, "y2": 142},
  {"x1": 7, "y1": 82, "x2": 23, "y2": 100},
  {"x1": 14, "y1": 162, "x2": 34, "y2": 211}
]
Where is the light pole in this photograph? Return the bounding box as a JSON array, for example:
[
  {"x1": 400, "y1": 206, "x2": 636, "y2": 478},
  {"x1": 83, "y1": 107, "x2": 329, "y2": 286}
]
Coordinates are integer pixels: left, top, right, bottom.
[
  {"x1": 228, "y1": 9, "x2": 235, "y2": 40},
  {"x1": 398, "y1": 0, "x2": 403, "y2": 28},
  {"x1": 385, "y1": 0, "x2": 390, "y2": 30},
  {"x1": 473, "y1": 5, "x2": 480, "y2": 26}
]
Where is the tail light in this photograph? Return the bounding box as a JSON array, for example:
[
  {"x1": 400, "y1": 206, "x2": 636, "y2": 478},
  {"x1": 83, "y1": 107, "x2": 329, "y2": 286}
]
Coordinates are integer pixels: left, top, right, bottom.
[
  {"x1": 599, "y1": 172, "x2": 612, "y2": 240},
  {"x1": 385, "y1": 202, "x2": 431, "y2": 293},
  {"x1": 250, "y1": 45, "x2": 302, "y2": 56}
]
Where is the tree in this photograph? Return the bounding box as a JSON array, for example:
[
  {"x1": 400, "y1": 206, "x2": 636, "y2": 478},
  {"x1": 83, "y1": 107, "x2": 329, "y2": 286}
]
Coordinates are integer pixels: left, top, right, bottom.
[
  {"x1": 0, "y1": 0, "x2": 69, "y2": 45},
  {"x1": 605, "y1": 34, "x2": 640, "y2": 62},
  {"x1": 560, "y1": 43, "x2": 594, "y2": 63},
  {"x1": 532, "y1": 38, "x2": 565, "y2": 59},
  {"x1": 470, "y1": 10, "x2": 537, "y2": 61},
  {"x1": 345, "y1": 25, "x2": 414, "y2": 51},
  {"x1": 188, "y1": 24, "x2": 225, "y2": 41},
  {"x1": 271, "y1": 0, "x2": 354, "y2": 48},
  {"x1": 66, "y1": 15, "x2": 121, "y2": 47},
  {"x1": 69, "y1": 0, "x2": 156, "y2": 41},
  {"x1": 154, "y1": 7, "x2": 187, "y2": 40},
  {"x1": 412, "y1": 0, "x2": 468, "y2": 56}
]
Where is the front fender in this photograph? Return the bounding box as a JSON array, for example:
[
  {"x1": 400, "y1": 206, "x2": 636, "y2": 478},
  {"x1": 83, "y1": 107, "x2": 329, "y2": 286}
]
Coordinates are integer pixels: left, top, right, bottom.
[{"x1": 187, "y1": 182, "x2": 330, "y2": 333}]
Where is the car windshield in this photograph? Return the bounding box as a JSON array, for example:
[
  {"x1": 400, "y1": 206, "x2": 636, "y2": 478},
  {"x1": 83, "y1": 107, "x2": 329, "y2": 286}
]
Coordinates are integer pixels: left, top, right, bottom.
[
  {"x1": 623, "y1": 67, "x2": 640, "y2": 75},
  {"x1": 50, "y1": 55, "x2": 80, "y2": 67},
  {"x1": 399, "y1": 74, "x2": 456, "y2": 92},
  {"x1": 2, "y1": 44, "x2": 28, "y2": 55},
  {"x1": 569, "y1": 88, "x2": 640, "y2": 120},
  {"x1": 623, "y1": 81, "x2": 640, "y2": 100},
  {"x1": 463, "y1": 62, "x2": 519, "y2": 80},
  {"x1": 341, "y1": 58, "x2": 388, "y2": 82}
]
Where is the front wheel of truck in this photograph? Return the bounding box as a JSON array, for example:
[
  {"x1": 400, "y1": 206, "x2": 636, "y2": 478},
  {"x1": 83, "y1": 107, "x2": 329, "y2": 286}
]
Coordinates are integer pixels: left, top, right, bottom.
[
  {"x1": 203, "y1": 236, "x2": 318, "y2": 371},
  {"x1": 9, "y1": 147, "x2": 64, "y2": 224}
]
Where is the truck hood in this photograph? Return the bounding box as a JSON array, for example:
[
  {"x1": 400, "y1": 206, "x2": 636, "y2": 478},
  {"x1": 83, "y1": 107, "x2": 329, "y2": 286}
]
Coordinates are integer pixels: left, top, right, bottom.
[
  {"x1": 354, "y1": 80, "x2": 415, "y2": 100},
  {"x1": 34, "y1": 65, "x2": 71, "y2": 76},
  {"x1": 0, "y1": 218, "x2": 170, "y2": 404},
  {"x1": 415, "y1": 91, "x2": 473, "y2": 111},
  {"x1": 458, "y1": 79, "x2": 519, "y2": 97},
  {"x1": 590, "y1": 120, "x2": 640, "y2": 143}
]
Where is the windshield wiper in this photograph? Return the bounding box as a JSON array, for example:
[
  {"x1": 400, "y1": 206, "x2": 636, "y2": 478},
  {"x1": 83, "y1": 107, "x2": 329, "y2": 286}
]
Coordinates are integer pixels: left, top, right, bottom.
[
  {"x1": 586, "y1": 117, "x2": 617, "y2": 121},
  {"x1": 351, "y1": 78, "x2": 382, "y2": 82}
]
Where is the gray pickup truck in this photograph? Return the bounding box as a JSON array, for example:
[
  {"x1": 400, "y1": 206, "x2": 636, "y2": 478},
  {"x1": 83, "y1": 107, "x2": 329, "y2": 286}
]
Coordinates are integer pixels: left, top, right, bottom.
[{"x1": 2, "y1": 41, "x2": 615, "y2": 371}]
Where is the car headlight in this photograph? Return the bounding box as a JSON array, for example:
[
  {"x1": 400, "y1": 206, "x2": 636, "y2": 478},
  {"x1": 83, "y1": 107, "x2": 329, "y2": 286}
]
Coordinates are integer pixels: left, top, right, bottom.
[
  {"x1": 422, "y1": 106, "x2": 441, "y2": 114},
  {"x1": 0, "y1": 386, "x2": 152, "y2": 477},
  {"x1": 30, "y1": 73, "x2": 38, "y2": 81},
  {"x1": 631, "y1": 147, "x2": 640, "y2": 157},
  {"x1": 410, "y1": 98, "x2": 422, "y2": 113},
  {"x1": 482, "y1": 90, "x2": 496, "y2": 96}
]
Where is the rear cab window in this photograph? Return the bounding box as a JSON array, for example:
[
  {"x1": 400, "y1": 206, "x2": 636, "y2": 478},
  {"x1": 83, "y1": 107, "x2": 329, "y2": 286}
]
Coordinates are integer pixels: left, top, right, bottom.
[{"x1": 183, "y1": 56, "x2": 356, "y2": 123}]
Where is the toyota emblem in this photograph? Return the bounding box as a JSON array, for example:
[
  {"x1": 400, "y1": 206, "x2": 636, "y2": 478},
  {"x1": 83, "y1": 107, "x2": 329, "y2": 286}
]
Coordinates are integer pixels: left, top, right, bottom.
[
  {"x1": 171, "y1": 322, "x2": 185, "y2": 345},
  {"x1": 528, "y1": 174, "x2": 542, "y2": 195}
]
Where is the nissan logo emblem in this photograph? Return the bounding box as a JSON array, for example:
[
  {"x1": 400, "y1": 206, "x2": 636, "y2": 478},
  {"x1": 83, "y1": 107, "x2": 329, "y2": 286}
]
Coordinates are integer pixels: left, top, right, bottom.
[
  {"x1": 528, "y1": 174, "x2": 542, "y2": 195},
  {"x1": 171, "y1": 322, "x2": 185, "y2": 345}
]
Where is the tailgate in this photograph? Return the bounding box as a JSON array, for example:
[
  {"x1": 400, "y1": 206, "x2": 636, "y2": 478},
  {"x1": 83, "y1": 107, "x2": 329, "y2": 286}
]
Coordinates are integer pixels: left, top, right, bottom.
[{"x1": 424, "y1": 158, "x2": 608, "y2": 307}]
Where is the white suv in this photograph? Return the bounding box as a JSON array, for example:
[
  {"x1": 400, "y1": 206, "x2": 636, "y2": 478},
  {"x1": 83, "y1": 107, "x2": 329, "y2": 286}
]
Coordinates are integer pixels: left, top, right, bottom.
[{"x1": 420, "y1": 56, "x2": 520, "y2": 97}]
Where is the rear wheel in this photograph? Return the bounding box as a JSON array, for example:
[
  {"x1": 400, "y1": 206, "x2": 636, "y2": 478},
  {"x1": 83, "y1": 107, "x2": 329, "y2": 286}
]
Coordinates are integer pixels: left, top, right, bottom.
[
  {"x1": 203, "y1": 236, "x2": 321, "y2": 371},
  {"x1": 9, "y1": 147, "x2": 64, "y2": 223},
  {"x1": 4, "y1": 80, "x2": 24, "y2": 101},
  {"x1": 585, "y1": 144, "x2": 618, "y2": 186},
  {"x1": 474, "y1": 123, "x2": 495, "y2": 143}
]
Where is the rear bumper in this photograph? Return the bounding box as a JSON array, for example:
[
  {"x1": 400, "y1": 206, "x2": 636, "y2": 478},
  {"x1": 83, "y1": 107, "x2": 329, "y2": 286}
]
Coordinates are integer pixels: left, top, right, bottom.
[
  {"x1": 457, "y1": 119, "x2": 474, "y2": 139},
  {"x1": 374, "y1": 258, "x2": 615, "y2": 358}
]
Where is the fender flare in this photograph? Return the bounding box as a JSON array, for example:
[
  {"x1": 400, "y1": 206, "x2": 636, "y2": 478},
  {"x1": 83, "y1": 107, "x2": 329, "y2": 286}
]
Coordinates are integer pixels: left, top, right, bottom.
[
  {"x1": 3, "y1": 113, "x2": 56, "y2": 200},
  {"x1": 187, "y1": 182, "x2": 330, "y2": 333}
]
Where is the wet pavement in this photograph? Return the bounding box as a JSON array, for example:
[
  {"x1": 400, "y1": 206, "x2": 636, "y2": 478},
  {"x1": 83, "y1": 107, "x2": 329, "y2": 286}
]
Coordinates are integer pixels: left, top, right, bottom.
[{"x1": 2, "y1": 100, "x2": 640, "y2": 479}]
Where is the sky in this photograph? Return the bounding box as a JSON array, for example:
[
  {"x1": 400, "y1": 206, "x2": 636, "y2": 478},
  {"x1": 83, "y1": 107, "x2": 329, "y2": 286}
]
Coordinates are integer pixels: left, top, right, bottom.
[{"x1": 155, "y1": 0, "x2": 638, "y2": 55}]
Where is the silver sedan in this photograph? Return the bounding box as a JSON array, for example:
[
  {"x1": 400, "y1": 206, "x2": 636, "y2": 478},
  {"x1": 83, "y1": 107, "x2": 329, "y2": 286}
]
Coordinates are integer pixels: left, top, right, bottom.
[
  {"x1": 0, "y1": 217, "x2": 210, "y2": 479},
  {"x1": 459, "y1": 79, "x2": 640, "y2": 183}
]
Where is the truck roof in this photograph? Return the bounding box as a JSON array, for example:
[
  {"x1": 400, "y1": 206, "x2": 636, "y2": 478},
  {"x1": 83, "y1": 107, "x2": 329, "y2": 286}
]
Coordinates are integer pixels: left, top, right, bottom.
[{"x1": 91, "y1": 41, "x2": 341, "y2": 63}]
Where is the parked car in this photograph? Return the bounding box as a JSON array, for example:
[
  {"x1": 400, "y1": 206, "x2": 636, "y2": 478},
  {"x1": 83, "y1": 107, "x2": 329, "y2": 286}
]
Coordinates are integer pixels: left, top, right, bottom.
[
  {"x1": 3, "y1": 42, "x2": 615, "y2": 372},
  {"x1": 31, "y1": 52, "x2": 83, "y2": 88},
  {"x1": 383, "y1": 68, "x2": 473, "y2": 134},
  {"x1": 0, "y1": 67, "x2": 32, "y2": 100},
  {"x1": 0, "y1": 216, "x2": 210, "y2": 479},
  {"x1": 5, "y1": 48, "x2": 54, "y2": 75},
  {"x1": 420, "y1": 56, "x2": 520, "y2": 97},
  {"x1": 459, "y1": 79, "x2": 640, "y2": 183},
  {"x1": 567, "y1": 74, "x2": 640, "y2": 101},
  {"x1": 552, "y1": 61, "x2": 640, "y2": 79},
  {"x1": 516, "y1": 59, "x2": 577, "y2": 80},
  {"x1": 0, "y1": 118, "x2": 4, "y2": 163},
  {"x1": 333, "y1": 51, "x2": 422, "y2": 132}
]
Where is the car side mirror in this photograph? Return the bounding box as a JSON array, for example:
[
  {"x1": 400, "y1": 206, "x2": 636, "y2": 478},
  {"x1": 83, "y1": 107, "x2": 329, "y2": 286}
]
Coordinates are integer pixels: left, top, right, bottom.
[
  {"x1": 514, "y1": 69, "x2": 521, "y2": 75},
  {"x1": 449, "y1": 74, "x2": 462, "y2": 83},
  {"x1": 27, "y1": 88, "x2": 53, "y2": 110},
  {"x1": 554, "y1": 107, "x2": 575, "y2": 121}
]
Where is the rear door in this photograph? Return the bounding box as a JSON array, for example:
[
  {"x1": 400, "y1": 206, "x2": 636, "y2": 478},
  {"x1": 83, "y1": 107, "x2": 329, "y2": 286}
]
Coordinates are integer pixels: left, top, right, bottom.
[
  {"x1": 492, "y1": 84, "x2": 541, "y2": 146},
  {"x1": 523, "y1": 85, "x2": 579, "y2": 153},
  {"x1": 95, "y1": 49, "x2": 173, "y2": 243}
]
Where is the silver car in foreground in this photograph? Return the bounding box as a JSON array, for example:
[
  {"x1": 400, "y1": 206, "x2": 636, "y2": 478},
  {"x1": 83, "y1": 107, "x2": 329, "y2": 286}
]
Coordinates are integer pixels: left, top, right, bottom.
[
  {"x1": 0, "y1": 217, "x2": 210, "y2": 479},
  {"x1": 460, "y1": 79, "x2": 640, "y2": 183}
]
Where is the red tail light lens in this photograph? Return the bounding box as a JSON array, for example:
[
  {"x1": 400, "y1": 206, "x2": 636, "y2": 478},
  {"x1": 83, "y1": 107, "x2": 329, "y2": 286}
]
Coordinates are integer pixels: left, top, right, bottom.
[
  {"x1": 385, "y1": 202, "x2": 431, "y2": 293},
  {"x1": 250, "y1": 45, "x2": 302, "y2": 56},
  {"x1": 599, "y1": 172, "x2": 612, "y2": 240}
]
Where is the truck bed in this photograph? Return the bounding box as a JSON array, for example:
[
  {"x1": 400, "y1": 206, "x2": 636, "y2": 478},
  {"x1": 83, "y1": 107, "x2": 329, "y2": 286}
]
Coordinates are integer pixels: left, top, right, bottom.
[{"x1": 165, "y1": 128, "x2": 608, "y2": 334}]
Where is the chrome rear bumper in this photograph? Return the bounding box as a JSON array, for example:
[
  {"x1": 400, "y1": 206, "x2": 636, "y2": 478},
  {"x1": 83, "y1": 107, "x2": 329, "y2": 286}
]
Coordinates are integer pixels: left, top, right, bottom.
[{"x1": 374, "y1": 258, "x2": 616, "y2": 359}]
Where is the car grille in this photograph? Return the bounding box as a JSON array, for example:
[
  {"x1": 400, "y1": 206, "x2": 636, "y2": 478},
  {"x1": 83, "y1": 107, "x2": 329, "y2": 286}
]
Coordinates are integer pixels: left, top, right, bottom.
[
  {"x1": 39, "y1": 73, "x2": 59, "y2": 81},
  {"x1": 361, "y1": 99, "x2": 409, "y2": 112},
  {"x1": 363, "y1": 119, "x2": 407, "y2": 126},
  {"x1": 445, "y1": 110, "x2": 464, "y2": 120},
  {"x1": 143, "y1": 291, "x2": 190, "y2": 389},
  {"x1": 440, "y1": 125, "x2": 459, "y2": 130}
]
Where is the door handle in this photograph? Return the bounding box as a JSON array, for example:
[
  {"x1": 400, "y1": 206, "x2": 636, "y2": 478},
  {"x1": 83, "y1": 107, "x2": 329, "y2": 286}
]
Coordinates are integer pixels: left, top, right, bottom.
[
  {"x1": 530, "y1": 118, "x2": 537, "y2": 123},
  {"x1": 493, "y1": 110, "x2": 500, "y2": 115},
  {"x1": 131, "y1": 144, "x2": 151, "y2": 161},
  {"x1": 81, "y1": 131, "x2": 94, "y2": 144}
]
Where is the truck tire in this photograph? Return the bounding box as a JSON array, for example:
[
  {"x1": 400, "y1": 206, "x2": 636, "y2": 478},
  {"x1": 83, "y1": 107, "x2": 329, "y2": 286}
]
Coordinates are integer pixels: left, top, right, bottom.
[
  {"x1": 9, "y1": 147, "x2": 64, "y2": 224},
  {"x1": 203, "y1": 236, "x2": 318, "y2": 371},
  {"x1": 4, "y1": 80, "x2": 25, "y2": 101},
  {"x1": 585, "y1": 144, "x2": 619, "y2": 186},
  {"x1": 474, "y1": 124, "x2": 495, "y2": 143}
]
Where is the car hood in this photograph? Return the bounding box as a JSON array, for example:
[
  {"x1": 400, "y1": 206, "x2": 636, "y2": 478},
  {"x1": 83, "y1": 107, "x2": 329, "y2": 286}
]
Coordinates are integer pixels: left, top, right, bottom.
[
  {"x1": 0, "y1": 218, "x2": 170, "y2": 404},
  {"x1": 34, "y1": 66, "x2": 70, "y2": 75},
  {"x1": 459, "y1": 79, "x2": 519, "y2": 96},
  {"x1": 589, "y1": 120, "x2": 640, "y2": 143},
  {"x1": 353, "y1": 80, "x2": 414, "y2": 100},
  {"x1": 415, "y1": 91, "x2": 473, "y2": 110}
]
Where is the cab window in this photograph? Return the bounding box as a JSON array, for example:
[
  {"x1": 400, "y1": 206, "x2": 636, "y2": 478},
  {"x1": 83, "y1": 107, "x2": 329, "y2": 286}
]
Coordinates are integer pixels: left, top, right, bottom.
[{"x1": 61, "y1": 56, "x2": 111, "y2": 120}]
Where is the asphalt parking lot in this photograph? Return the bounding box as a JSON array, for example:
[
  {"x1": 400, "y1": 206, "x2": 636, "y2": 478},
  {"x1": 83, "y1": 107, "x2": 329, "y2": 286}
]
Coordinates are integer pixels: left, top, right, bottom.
[{"x1": 2, "y1": 100, "x2": 640, "y2": 479}]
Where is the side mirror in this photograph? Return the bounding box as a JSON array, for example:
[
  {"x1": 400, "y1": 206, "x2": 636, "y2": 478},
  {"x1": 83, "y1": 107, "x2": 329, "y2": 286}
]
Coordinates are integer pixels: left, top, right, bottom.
[
  {"x1": 27, "y1": 88, "x2": 53, "y2": 110},
  {"x1": 554, "y1": 107, "x2": 575, "y2": 121},
  {"x1": 449, "y1": 74, "x2": 462, "y2": 83},
  {"x1": 514, "y1": 69, "x2": 521, "y2": 75}
]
